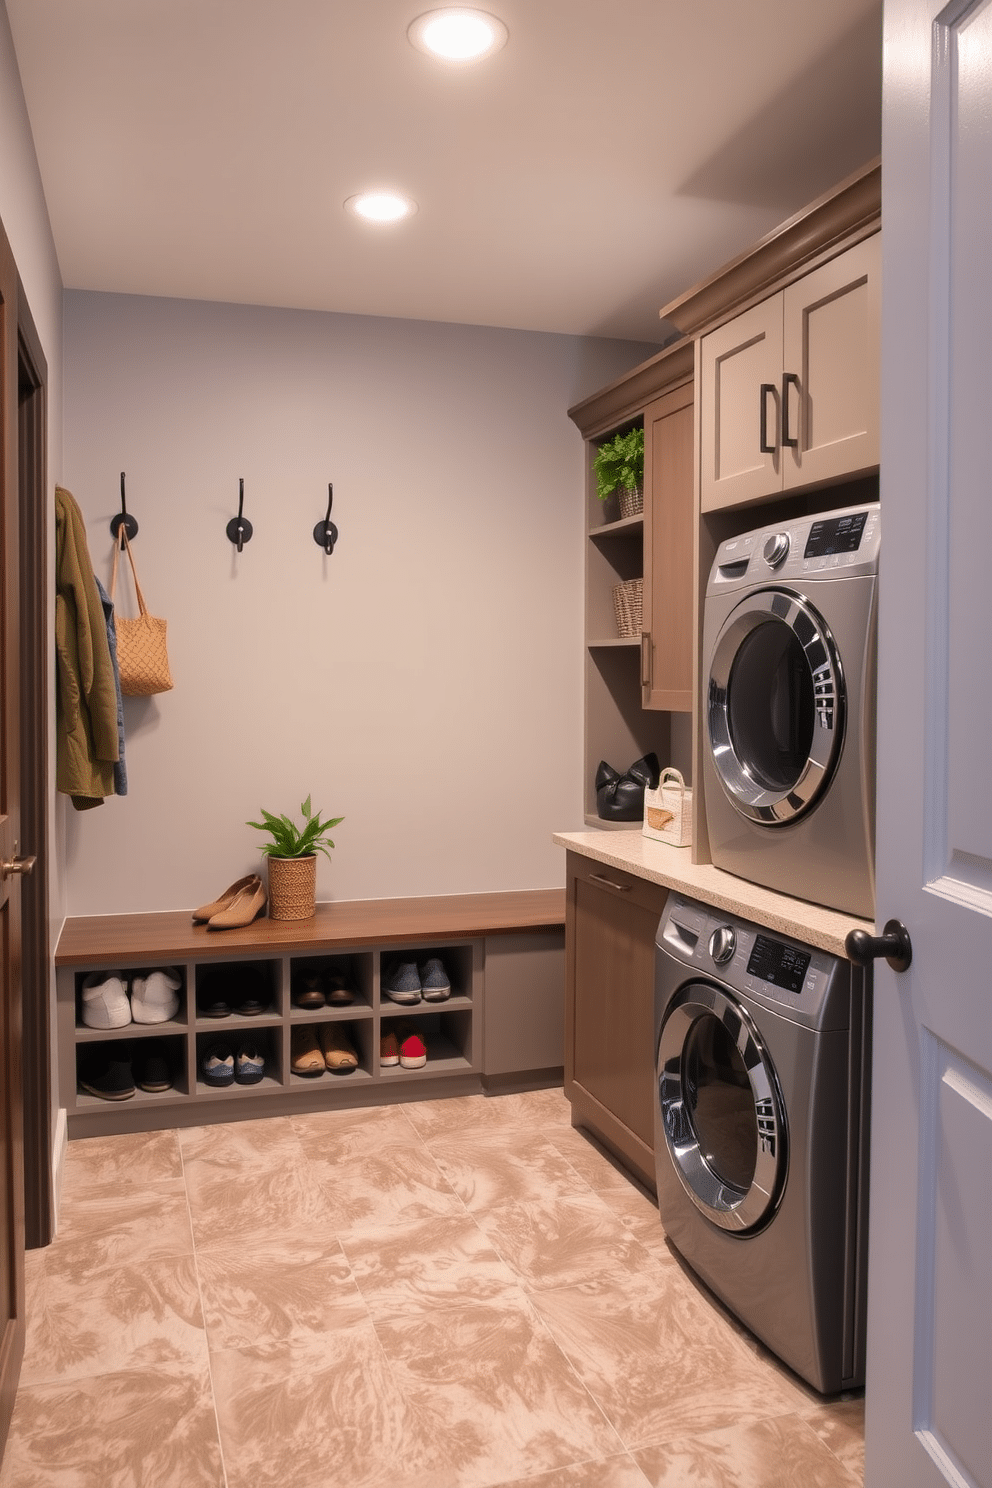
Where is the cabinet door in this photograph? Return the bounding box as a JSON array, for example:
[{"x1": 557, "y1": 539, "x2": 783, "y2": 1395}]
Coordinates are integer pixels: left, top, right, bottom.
[
  {"x1": 699, "y1": 295, "x2": 783, "y2": 512},
  {"x1": 782, "y1": 233, "x2": 880, "y2": 489},
  {"x1": 642, "y1": 383, "x2": 694, "y2": 711},
  {"x1": 565, "y1": 855, "x2": 668, "y2": 1187}
]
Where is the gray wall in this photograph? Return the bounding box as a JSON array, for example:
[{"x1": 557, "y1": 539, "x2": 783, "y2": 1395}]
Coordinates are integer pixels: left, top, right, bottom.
[{"x1": 63, "y1": 290, "x2": 650, "y2": 914}]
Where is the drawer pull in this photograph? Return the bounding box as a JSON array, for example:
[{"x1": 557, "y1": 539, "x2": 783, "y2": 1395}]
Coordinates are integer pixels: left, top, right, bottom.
[{"x1": 589, "y1": 872, "x2": 632, "y2": 893}]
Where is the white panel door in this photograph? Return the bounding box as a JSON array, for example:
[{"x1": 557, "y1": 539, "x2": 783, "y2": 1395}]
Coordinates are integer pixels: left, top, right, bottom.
[{"x1": 867, "y1": 2, "x2": 992, "y2": 1485}]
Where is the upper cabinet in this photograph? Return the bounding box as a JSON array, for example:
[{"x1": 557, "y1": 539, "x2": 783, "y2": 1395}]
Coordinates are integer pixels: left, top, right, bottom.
[
  {"x1": 699, "y1": 234, "x2": 880, "y2": 511},
  {"x1": 642, "y1": 381, "x2": 694, "y2": 710}
]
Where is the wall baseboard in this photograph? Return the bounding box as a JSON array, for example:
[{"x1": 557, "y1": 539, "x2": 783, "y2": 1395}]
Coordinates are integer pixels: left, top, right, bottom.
[{"x1": 51, "y1": 1107, "x2": 67, "y2": 1237}]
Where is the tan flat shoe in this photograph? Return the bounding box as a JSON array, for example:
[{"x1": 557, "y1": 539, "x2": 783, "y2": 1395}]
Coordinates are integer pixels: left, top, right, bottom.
[
  {"x1": 207, "y1": 878, "x2": 267, "y2": 930},
  {"x1": 192, "y1": 874, "x2": 261, "y2": 924},
  {"x1": 319, "y1": 1022, "x2": 358, "y2": 1074}
]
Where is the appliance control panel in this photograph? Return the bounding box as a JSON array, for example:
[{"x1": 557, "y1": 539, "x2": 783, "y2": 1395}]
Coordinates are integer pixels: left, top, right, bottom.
[
  {"x1": 707, "y1": 501, "x2": 880, "y2": 597},
  {"x1": 656, "y1": 892, "x2": 851, "y2": 1030}
]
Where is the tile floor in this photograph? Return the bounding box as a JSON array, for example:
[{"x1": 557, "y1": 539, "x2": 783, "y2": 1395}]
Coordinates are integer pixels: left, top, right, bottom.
[{"x1": 0, "y1": 1087, "x2": 865, "y2": 1487}]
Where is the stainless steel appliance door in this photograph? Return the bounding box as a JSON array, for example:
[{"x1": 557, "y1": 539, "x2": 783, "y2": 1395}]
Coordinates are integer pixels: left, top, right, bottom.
[
  {"x1": 707, "y1": 587, "x2": 845, "y2": 824},
  {"x1": 657, "y1": 980, "x2": 788, "y2": 1233}
]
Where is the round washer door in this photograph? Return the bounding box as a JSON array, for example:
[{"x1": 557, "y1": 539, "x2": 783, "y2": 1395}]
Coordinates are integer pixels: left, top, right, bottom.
[
  {"x1": 707, "y1": 587, "x2": 844, "y2": 824},
  {"x1": 657, "y1": 981, "x2": 787, "y2": 1234}
]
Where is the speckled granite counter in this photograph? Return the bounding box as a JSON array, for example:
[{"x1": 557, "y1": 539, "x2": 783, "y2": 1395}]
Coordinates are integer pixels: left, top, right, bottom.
[{"x1": 553, "y1": 829, "x2": 873, "y2": 959}]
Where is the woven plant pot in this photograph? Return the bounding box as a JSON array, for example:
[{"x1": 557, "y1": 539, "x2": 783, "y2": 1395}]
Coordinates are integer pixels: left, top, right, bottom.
[
  {"x1": 267, "y1": 855, "x2": 317, "y2": 921},
  {"x1": 618, "y1": 484, "x2": 644, "y2": 519}
]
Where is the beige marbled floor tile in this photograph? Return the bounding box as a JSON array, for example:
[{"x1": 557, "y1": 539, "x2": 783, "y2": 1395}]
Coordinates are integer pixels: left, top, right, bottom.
[
  {"x1": 800, "y1": 1396, "x2": 866, "y2": 1481},
  {"x1": 545, "y1": 1123, "x2": 653, "y2": 1195},
  {"x1": 0, "y1": 1365, "x2": 224, "y2": 1488},
  {"x1": 178, "y1": 1113, "x2": 302, "y2": 1169},
  {"x1": 210, "y1": 1327, "x2": 459, "y2": 1488},
  {"x1": 184, "y1": 1151, "x2": 338, "y2": 1253},
  {"x1": 428, "y1": 1129, "x2": 595, "y2": 1213},
  {"x1": 476, "y1": 1192, "x2": 661, "y2": 1292},
  {"x1": 289, "y1": 1100, "x2": 424, "y2": 1158},
  {"x1": 375, "y1": 1296, "x2": 626, "y2": 1486},
  {"x1": 632, "y1": 1413, "x2": 863, "y2": 1487},
  {"x1": 589, "y1": 1183, "x2": 673, "y2": 1257},
  {"x1": 492, "y1": 1455, "x2": 652, "y2": 1488},
  {"x1": 21, "y1": 1253, "x2": 206, "y2": 1388},
  {"x1": 306, "y1": 1138, "x2": 465, "y2": 1242},
  {"x1": 342, "y1": 1210, "x2": 523, "y2": 1320},
  {"x1": 44, "y1": 1180, "x2": 193, "y2": 1277},
  {"x1": 196, "y1": 1238, "x2": 369, "y2": 1349},
  {"x1": 529, "y1": 1268, "x2": 811, "y2": 1449},
  {"x1": 61, "y1": 1128, "x2": 183, "y2": 1193},
  {"x1": 402, "y1": 1088, "x2": 569, "y2": 1141}
]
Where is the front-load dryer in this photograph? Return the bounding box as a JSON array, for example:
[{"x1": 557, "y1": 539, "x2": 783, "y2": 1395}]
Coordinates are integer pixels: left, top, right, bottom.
[
  {"x1": 702, "y1": 501, "x2": 879, "y2": 918},
  {"x1": 654, "y1": 893, "x2": 870, "y2": 1394}
]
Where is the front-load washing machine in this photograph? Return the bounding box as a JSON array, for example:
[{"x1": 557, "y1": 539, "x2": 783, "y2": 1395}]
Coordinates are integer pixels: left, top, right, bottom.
[
  {"x1": 654, "y1": 893, "x2": 870, "y2": 1394},
  {"x1": 702, "y1": 501, "x2": 879, "y2": 918}
]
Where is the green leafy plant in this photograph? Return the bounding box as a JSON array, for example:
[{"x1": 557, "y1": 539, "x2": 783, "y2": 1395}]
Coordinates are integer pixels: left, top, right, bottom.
[
  {"x1": 593, "y1": 426, "x2": 644, "y2": 500},
  {"x1": 247, "y1": 795, "x2": 343, "y2": 861}
]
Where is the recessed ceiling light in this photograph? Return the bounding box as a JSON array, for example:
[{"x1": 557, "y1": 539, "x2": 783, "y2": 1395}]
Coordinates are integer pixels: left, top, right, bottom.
[
  {"x1": 344, "y1": 191, "x2": 418, "y2": 224},
  {"x1": 407, "y1": 8, "x2": 508, "y2": 63}
]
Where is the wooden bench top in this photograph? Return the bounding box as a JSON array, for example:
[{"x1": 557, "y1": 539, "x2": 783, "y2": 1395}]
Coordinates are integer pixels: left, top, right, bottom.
[{"x1": 55, "y1": 888, "x2": 566, "y2": 968}]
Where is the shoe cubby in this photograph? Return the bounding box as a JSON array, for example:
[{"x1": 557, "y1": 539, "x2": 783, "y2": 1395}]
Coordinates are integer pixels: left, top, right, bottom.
[
  {"x1": 74, "y1": 965, "x2": 188, "y2": 1034},
  {"x1": 378, "y1": 1009, "x2": 474, "y2": 1078},
  {"x1": 288, "y1": 952, "x2": 373, "y2": 1018},
  {"x1": 193, "y1": 958, "x2": 282, "y2": 1024},
  {"x1": 378, "y1": 943, "x2": 473, "y2": 1012},
  {"x1": 75, "y1": 1033, "x2": 189, "y2": 1110},
  {"x1": 195, "y1": 1026, "x2": 282, "y2": 1097},
  {"x1": 56, "y1": 893, "x2": 562, "y2": 1136}
]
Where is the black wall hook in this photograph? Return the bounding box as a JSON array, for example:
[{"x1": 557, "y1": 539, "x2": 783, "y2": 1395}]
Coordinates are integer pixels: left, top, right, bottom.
[
  {"x1": 313, "y1": 483, "x2": 339, "y2": 555},
  {"x1": 110, "y1": 472, "x2": 139, "y2": 545},
  {"x1": 226, "y1": 478, "x2": 254, "y2": 553}
]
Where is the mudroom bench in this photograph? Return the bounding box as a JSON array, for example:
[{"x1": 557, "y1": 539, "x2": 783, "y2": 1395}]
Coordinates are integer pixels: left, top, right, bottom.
[{"x1": 55, "y1": 890, "x2": 566, "y2": 1138}]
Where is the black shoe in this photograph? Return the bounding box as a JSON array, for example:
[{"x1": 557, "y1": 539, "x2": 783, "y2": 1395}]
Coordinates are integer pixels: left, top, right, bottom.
[
  {"x1": 233, "y1": 965, "x2": 268, "y2": 1017},
  {"x1": 135, "y1": 1049, "x2": 173, "y2": 1093},
  {"x1": 292, "y1": 971, "x2": 325, "y2": 1009},
  {"x1": 79, "y1": 1050, "x2": 136, "y2": 1101},
  {"x1": 197, "y1": 967, "x2": 234, "y2": 1018}
]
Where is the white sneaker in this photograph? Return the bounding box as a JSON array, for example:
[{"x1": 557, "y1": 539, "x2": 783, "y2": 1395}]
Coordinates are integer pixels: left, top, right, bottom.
[
  {"x1": 80, "y1": 972, "x2": 131, "y2": 1029},
  {"x1": 131, "y1": 967, "x2": 182, "y2": 1024}
]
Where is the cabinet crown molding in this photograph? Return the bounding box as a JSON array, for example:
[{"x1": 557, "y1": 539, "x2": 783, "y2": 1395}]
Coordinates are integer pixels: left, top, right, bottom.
[{"x1": 659, "y1": 157, "x2": 881, "y2": 340}]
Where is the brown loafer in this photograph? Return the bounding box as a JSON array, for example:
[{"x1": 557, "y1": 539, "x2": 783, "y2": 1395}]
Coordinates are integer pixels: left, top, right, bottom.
[
  {"x1": 192, "y1": 874, "x2": 261, "y2": 924},
  {"x1": 208, "y1": 878, "x2": 267, "y2": 930},
  {"x1": 319, "y1": 1023, "x2": 359, "y2": 1074},
  {"x1": 291, "y1": 1025, "x2": 325, "y2": 1078}
]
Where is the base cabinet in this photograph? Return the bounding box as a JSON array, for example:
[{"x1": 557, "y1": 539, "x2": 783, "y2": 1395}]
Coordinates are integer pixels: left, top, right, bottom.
[{"x1": 564, "y1": 851, "x2": 668, "y2": 1190}]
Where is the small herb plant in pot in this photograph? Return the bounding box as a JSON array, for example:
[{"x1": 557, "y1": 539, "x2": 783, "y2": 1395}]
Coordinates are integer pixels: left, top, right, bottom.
[
  {"x1": 593, "y1": 426, "x2": 644, "y2": 516},
  {"x1": 247, "y1": 795, "x2": 343, "y2": 921}
]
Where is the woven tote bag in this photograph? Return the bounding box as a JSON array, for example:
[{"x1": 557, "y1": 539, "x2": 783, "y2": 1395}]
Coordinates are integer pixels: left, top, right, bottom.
[{"x1": 109, "y1": 531, "x2": 174, "y2": 696}]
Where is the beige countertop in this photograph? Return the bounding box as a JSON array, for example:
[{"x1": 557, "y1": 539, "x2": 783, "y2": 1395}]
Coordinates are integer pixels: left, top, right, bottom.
[{"x1": 553, "y1": 829, "x2": 874, "y2": 959}]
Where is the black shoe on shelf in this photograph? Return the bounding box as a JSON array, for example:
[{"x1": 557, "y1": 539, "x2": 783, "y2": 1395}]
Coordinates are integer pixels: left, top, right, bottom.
[
  {"x1": 79, "y1": 1050, "x2": 136, "y2": 1101},
  {"x1": 135, "y1": 1049, "x2": 174, "y2": 1093}
]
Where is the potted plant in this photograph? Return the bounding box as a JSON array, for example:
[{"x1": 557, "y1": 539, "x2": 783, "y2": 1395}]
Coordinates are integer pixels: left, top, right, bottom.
[
  {"x1": 593, "y1": 426, "x2": 644, "y2": 517},
  {"x1": 247, "y1": 795, "x2": 343, "y2": 921}
]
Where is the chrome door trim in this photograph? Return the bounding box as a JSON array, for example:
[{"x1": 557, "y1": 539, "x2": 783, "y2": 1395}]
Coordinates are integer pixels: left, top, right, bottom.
[
  {"x1": 707, "y1": 587, "x2": 845, "y2": 824},
  {"x1": 657, "y1": 981, "x2": 788, "y2": 1233}
]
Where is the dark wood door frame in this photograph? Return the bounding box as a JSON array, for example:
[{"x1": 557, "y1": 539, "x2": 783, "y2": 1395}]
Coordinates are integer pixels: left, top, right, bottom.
[{"x1": 17, "y1": 294, "x2": 50, "y2": 1252}]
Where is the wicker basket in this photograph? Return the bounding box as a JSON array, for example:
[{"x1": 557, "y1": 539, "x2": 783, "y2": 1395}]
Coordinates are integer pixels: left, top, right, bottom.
[
  {"x1": 612, "y1": 577, "x2": 644, "y2": 638},
  {"x1": 618, "y1": 485, "x2": 644, "y2": 519},
  {"x1": 643, "y1": 768, "x2": 693, "y2": 847},
  {"x1": 267, "y1": 855, "x2": 317, "y2": 921}
]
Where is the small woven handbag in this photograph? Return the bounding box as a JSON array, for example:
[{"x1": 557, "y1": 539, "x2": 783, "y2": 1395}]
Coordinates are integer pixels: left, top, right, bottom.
[{"x1": 109, "y1": 530, "x2": 174, "y2": 696}]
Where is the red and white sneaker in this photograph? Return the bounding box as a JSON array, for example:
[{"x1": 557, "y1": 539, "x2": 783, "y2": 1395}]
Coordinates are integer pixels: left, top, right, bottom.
[{"x1": 398, "y1": 1031, "x2": 427, "y2": 1069}]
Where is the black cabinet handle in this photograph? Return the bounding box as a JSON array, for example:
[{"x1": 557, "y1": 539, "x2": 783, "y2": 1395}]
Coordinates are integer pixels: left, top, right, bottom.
[
  {"x1": 782, "y1": 372, "x2": 801, "y2": 449},
  {"x1": 845, "y1": 919, "x2": 913, "y2": 973},
  {"x1": 759, "y1": 383, "x2": 777, "y2": 454}
]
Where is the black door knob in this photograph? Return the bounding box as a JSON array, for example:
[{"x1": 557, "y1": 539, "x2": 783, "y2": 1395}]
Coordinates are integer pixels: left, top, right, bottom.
[{"x1": 844, "y1": 919, "x2": 912, "y2": 973}]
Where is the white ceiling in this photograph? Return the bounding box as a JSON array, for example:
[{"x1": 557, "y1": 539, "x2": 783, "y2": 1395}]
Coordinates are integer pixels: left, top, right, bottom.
[{"x1": 6, "y1": 0, "x2": 883, "y2": 344}]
